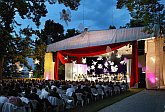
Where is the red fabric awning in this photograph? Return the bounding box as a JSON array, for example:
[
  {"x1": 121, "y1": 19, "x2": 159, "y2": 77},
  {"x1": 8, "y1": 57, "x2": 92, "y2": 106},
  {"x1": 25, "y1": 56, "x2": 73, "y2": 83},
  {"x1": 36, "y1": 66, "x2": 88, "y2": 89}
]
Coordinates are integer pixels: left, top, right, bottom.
[{"x1": 54, "y1": 41, "x2": 138, "y2": 87}]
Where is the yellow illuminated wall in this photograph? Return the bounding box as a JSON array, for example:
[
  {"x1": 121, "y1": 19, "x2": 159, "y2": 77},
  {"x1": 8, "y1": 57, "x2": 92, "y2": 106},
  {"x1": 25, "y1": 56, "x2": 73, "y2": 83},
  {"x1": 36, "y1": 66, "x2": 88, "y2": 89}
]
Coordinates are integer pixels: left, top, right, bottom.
[
  {"x1": 44, "y1": 53, "x2": 54, "y2": 80},
  {"x1": 145, "y1": 38, "x2": 164, "y2": 89}
]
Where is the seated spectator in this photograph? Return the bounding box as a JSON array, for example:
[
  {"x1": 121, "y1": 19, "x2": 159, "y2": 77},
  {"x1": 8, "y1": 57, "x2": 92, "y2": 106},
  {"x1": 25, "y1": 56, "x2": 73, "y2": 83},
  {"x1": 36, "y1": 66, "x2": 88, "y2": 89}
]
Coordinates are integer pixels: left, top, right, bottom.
[
  {"x1": 29, "y1": 87, "x2": 44, "y2": 112},
  {"x1": 29, "y1": 87, "x2": 42, "y2": 102},
  {"x1": 75, "y1": 85, "x2": 85, "y2": 101},
  {"x1": 66, "y1": 85, "x2": 75, "y2": 97},
  {"x1": 91, "y1": 83, "x2": 97, "y2": 89},
  {"x1": 24, "y1": 88, "x2": 31, "y2": 99},
  {"x1": 36, "y1": 85, "x2": 42, "y2": 96},
  {"x1": 40, "y1": 86, "x2": 49, "y2": 99},
  {"x1": 49, "y1": 87, "x2": 62, "y2": 100},
  {"x1": 121, "y1": 81, "x2": 126, "y2": 85},
  {"x1": 0, "y1": 90, "x2": 8, "y2": 103},
  {"x1": 75, "y1": 85, "x2": 85, "y2": 95},
  {"x1": 8, "y1": 89, "x2": 23, "y2": 107},
  {"x1": 83, "y1": 84, "x2": 92, "y2": 101}
]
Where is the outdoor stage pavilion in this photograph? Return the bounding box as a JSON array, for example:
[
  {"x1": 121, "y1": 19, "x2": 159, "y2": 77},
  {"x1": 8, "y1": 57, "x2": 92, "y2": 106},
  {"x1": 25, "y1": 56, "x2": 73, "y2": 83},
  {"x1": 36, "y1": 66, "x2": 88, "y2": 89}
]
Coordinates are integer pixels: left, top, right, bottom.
[{"x1": 44, "y1": 27, "x2": 165, "y2": 89}]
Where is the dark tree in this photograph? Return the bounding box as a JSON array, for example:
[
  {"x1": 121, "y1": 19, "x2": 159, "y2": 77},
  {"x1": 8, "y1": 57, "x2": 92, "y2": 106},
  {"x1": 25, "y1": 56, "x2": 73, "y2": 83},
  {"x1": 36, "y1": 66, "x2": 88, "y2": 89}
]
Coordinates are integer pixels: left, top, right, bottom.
[
  {"x1": 0, "y1": 0, "x2": 81, "y2": 79},
  {"x1": 65, "y1": 28, "x2": 80, "y2": 38},
  {"x1": 116, "y1": 0, "x2": 165, "y2": 34},
  {"x1": 109, "y1": 25, "x2": 116, "y2": 29},
  {"x1": 43, "y1": 19, "x2": 64, "y2": 44}
]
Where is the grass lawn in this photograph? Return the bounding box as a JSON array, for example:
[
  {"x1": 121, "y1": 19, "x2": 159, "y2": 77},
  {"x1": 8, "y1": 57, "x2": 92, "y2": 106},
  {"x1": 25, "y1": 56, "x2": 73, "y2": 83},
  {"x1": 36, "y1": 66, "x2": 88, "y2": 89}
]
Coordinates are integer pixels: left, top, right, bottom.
[{"x1": 71, "y1": 88, "x2": 144, "y2": 112}]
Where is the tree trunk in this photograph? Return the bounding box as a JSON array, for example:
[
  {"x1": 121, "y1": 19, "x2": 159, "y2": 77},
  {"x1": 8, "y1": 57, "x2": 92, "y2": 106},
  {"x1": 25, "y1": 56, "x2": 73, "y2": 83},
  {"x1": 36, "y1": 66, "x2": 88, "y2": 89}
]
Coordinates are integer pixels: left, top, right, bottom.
[{"x1": 0, "y1": 55, "x2": 4, "y2": 80}]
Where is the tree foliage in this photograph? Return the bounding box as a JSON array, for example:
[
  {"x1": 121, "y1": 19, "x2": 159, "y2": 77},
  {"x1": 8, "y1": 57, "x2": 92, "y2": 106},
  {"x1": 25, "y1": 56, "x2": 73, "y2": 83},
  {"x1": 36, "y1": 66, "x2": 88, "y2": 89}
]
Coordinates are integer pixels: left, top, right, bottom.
[
  {"x1": 65, "y1": 28, "x2": 80, "y2": 38},
  {"x1": 0, "y1": 0, "x2": 81, "y2": 79},
  {"x1": 43, "y1": 19, "x2": 64, "y2": 44},
  {"x1": 32, "y1": 38, "x2": 47, "y2": 77},
  {"x1": 117, "y1": 0, "x2": 165, "y2": 34},
  {"x1": 109, "y1": 25, "x2": 116, "y2": 29},
  {"x1": 40, "y1": 20, "x2": 80, "y2": 45}
]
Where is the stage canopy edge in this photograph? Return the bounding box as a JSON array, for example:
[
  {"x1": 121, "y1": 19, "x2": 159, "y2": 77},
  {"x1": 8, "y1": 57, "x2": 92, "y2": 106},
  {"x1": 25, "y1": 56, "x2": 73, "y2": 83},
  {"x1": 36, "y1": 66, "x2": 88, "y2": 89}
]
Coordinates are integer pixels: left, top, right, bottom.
[{"x1": 47, "y1": 27, "x2": 154, "y2": 52}]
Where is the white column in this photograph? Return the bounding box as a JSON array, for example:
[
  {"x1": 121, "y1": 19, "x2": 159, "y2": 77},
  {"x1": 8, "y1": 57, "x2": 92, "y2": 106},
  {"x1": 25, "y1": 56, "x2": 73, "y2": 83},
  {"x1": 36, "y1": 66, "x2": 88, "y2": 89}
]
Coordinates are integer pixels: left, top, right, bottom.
[
  {"x1": 163, "y1": 52, "x2": 165, "y2": 85},
  {"x1": 145, "y1": 37, "x2": 164, "y2": 89},
  {"x1": 65, "y1": 63, "x2": 73, "y2": 81},
  {"x1": 44, "y1": 53, "x2": 54, "y2": 80},
  {"x1": 126, "y1": 59, "x2": 132, "y2": 83}
]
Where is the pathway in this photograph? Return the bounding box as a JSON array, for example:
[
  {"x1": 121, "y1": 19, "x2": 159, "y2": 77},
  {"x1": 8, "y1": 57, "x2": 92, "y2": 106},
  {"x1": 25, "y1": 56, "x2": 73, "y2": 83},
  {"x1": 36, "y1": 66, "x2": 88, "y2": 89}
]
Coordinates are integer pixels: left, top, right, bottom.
[{"x1": 98, "y1": 90, "x2": 165, "y2": 112}]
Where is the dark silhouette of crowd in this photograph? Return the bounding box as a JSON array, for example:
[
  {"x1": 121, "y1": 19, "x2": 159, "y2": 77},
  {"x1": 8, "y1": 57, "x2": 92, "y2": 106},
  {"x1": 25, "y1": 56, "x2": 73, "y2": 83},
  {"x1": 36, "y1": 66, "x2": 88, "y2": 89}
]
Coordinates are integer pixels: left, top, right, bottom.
[{"x1": 0, "y1": 79, "x2": 128, "y2": 112}]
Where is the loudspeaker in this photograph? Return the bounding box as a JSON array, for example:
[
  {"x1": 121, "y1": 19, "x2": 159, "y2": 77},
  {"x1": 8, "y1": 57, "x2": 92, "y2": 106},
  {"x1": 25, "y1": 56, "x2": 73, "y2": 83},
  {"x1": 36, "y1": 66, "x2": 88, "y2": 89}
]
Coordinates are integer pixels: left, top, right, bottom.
[
  {"x1": 138, "y1": 68, "x2": 146, "y2": 88},
  {"x1": 138, "y1": 40, "x2": 145, "y2": 55},
  {"x1": 53, "y1": 52, "x2": 56, "y2": 62}
]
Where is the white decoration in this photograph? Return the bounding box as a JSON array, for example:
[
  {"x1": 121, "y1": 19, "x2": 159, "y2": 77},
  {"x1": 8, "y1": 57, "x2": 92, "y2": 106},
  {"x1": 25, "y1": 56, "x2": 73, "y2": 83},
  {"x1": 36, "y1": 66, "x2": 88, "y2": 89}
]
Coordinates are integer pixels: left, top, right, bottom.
[
  {"x1": 111, "y1": 65, "x2": 118, "y2": 72},
  {"x1": 116, "y1": 54, "x2": 122, "y2": 58},
  {"x1": 15, "y1": 61, "x2": 24, "y2": 72},
  {"x1": 103, "y1": 68, "x2": 107, "y2": 73},
  {"x1": 8, "y1": 63, "x2": 12, "y2": 66},
  {"x1": 98, "y1": 64, "x2": 103, "y2": 69},
  {"x1": 87, "y1": 66, "x2": 90, "y2": 72},
  {"x1": 91, "y1": 65, "x2": 95, "y2": 70},
  {"x1": 15, "y1": 61, "x2": 20, "y2": 67},
  {"x1": 92, "y1": 60, "x2": 97, "y2": 65},
  {"x1": 72, "y1": 60, "x2": 77, "y2": 64},
  {"x1": 18, "y1": 66, "x2": 24, "y2": 72},
  {"x1": 120, "y1": 60, "x2": 125, "y2": 65},
  {"x1": 108, "y1": 61, "x2": 114, "y2": 65},
  {"x1": 104, "y1": 61, "x2": 109, "y2": 68},
  {"x1": 120, "y1": 57, "x2": 128, "y2": 65},
  {"x1": 97, "y1": 56, "x2": 103, "y2": 60},
  {"x1": 64, "y1": 56, "x2": 68, "y2": 60},
  {"x1": 60, "y1": 9, "x2": 71, "y2": 26},
  {"x1": 82, "y1": 58, "x2": 86, "y2": 64},
  {"x1": 120, "y1": 60, "x2": 127, "y2": 65},
  {"x1": 34, "y1": 59, "x2": 40, "y2": 65}
]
